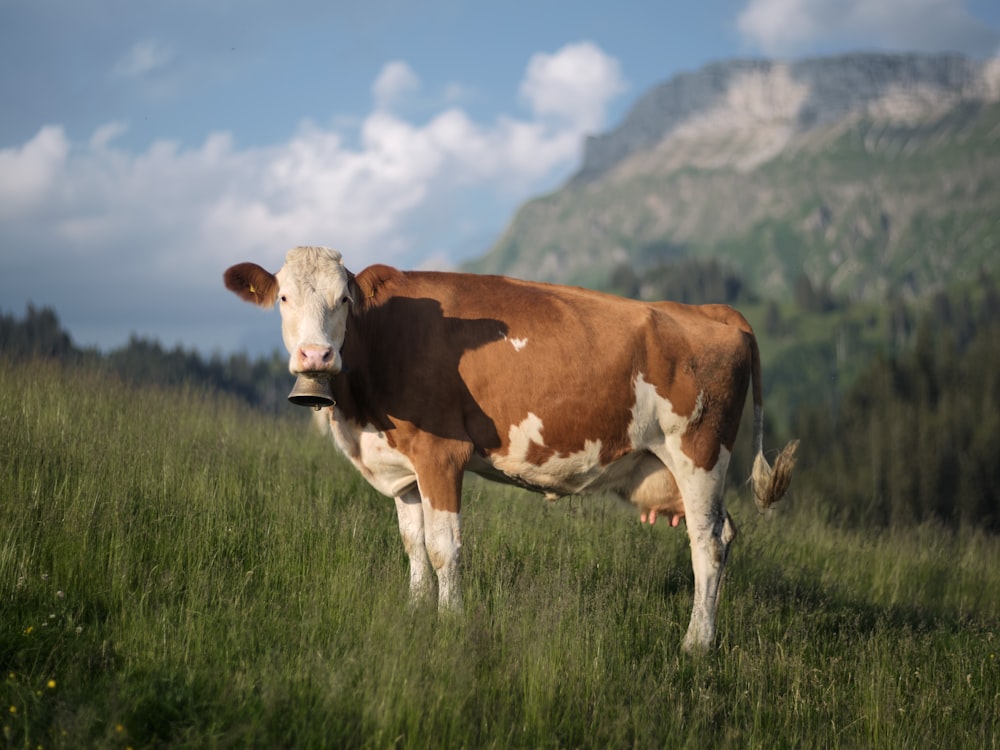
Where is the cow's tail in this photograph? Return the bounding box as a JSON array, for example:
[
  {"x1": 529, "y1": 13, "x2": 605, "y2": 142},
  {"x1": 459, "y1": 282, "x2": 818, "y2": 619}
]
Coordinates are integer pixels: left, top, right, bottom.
[{"x1": 746, "y1": 328, "x2": 799, "y2": 512}]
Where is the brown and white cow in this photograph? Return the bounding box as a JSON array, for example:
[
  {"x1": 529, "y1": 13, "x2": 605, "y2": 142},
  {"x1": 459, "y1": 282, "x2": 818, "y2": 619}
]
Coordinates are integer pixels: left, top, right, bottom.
[{"x1": 224, "y1": 246, "x2": 797, "y2": 651}]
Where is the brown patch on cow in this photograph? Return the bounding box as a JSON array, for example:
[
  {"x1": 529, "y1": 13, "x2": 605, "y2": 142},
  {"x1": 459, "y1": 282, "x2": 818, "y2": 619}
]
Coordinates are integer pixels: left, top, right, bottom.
[
  {"x1": 654, "y1": 302, "x2": 763, "y2": 461},
  {"x1": 481, "y1": 296, "x2": 657, "y2": 466},
  {"x1": 224, "y1": 263, "x2": 278, "y2": 308},
  {"x1": 404, "y1": 432, "x2": 473, "y2": 513},
  {"x1": 524, "y1": 439, "x2": 557, "y2": 466},
  {"x1": 679, "y1": 332, "x2": 752, "y2": 471},
  {"x1": 635, "y1": 302, "x2": 755, "y2": 472},
  {"x1": 335, "y1": 288, "x2": 508, "y2": 451}
]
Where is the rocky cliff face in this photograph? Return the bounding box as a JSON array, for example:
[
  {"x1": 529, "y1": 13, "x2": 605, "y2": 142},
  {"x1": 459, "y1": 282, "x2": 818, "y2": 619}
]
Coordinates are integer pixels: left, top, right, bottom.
[
  {"x1": 576, "y1": 53, "x2": 999, "y2": 180},
  {"x1": 468, "y1": 53, "x2": 1000, "y2": 301}
]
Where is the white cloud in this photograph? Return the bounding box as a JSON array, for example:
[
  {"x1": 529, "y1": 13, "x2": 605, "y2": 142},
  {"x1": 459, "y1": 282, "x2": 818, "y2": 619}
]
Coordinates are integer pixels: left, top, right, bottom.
[
  {"x1": 520, "y1": 41, "x2": 628, "y2": 131},
  {"x1": 372, "y1": 61, "x2": 421, "y2": 111},
  {"x1": 89, "y1": 121, "x2": 128, "y2": 150},
  {"x1": 4, "y1": 42, "x2": 625, "y2": 264},
  {"x1": 0, "y1": 43, "x2": 627, "y2": 352},
  {"x1": 737, "y1": 0, "x2": 829, "y2": 54},
  {"x1": 112, "y1": 39, "x2": 173, "y2": 79},
  {"x1": 0, "y1": 125, "x2": 70, "y2": 218},
  {"x1": 738, "y1": 0, "x2": 1000, "y2": 56}
]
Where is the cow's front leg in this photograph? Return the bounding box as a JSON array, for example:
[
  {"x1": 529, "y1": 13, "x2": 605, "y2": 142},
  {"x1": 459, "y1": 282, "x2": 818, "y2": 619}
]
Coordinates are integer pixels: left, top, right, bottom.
[
  {"x1": 421, "y1": 494, "x2": 463, "y2": 613},
  {"x1": 394, "y1": 489, "x2": 432, "y2": 604},
  {"x1": 411, "y1": 443, "x2": 469, "y2": 615}
]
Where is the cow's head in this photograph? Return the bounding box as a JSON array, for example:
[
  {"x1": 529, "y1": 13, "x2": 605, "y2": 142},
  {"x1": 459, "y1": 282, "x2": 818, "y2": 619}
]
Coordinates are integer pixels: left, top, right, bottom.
[{"x1": 224, "y1": 246, "x2": 353, "y2": 378}]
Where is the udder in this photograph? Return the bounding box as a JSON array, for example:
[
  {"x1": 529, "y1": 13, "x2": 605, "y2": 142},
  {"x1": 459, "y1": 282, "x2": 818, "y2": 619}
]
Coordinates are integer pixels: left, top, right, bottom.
[{"x1": 622, "y1": 454, "x2": 685, "y2": 527}]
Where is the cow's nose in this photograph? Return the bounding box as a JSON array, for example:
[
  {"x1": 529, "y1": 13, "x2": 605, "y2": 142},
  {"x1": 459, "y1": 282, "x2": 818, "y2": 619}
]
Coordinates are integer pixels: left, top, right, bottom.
[{"x1": 297, "y1": 345, "x2": 335, "y2": 372}]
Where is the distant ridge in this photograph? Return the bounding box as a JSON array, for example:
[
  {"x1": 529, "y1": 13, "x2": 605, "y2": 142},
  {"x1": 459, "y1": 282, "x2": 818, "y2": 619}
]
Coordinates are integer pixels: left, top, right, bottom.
[
  {"x1": 467, "y1": 52, "x2": 1000, "y2": 301},
  {"x1": 575, "y1": 53, "x2": 998, "y2": 183}
]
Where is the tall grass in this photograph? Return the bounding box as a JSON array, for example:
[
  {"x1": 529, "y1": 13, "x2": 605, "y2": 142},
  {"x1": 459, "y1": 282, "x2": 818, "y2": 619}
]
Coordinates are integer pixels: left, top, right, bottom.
[{"x1": 1, "y1": 359, "x2": 998, "y2": 748}]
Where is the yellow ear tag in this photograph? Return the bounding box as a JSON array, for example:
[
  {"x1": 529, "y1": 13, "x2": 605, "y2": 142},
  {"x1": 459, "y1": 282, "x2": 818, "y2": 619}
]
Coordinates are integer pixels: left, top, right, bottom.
[{"x1": 249, "y1": 283, "x2": 257, "y2": 295}]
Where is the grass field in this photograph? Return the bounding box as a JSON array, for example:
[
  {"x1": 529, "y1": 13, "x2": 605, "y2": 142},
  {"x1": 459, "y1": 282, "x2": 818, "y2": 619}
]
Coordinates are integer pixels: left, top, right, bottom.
[{"x1": 2, "y1": 360, "x2": 998, "y2": 749}]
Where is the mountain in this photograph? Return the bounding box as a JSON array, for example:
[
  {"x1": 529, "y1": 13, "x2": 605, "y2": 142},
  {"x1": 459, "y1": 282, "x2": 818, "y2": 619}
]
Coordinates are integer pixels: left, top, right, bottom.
[{"x1": 466, "y1": 53, "x2": 1000, "y2": 302}]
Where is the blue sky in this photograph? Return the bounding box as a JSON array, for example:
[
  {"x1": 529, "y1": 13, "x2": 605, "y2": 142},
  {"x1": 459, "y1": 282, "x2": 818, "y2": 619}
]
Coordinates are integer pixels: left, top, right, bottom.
[{"x1": 2, "y1": 0, "x2": 998, "y2": 355}]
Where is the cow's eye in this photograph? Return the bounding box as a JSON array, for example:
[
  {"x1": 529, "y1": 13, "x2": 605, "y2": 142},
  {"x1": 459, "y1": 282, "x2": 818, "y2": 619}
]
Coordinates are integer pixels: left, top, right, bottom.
[{"x1": 279, "y1": 295, "x2": 288, "y2": 303}]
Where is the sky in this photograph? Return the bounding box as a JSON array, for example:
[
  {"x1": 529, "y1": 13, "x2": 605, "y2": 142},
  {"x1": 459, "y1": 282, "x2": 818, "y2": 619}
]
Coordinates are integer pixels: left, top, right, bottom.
[{"x1": 2, "y1": 0, "x2": 998, "y2": 357}]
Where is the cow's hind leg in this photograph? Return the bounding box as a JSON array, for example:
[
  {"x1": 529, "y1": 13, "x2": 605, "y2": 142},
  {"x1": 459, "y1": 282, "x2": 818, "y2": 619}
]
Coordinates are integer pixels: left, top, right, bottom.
[
  {"x1": 395, "y1": 489, "x2": 432, "y2": 604},
  {"x1": 675, "y1": 459, "x2": 737, "y2": 653}
]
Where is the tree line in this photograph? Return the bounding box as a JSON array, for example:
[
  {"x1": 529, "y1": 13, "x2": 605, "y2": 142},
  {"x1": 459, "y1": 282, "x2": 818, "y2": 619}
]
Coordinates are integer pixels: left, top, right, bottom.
[
  {"x1": 791, "y1": 278, "x2": 1000, "y2": 532},
  {"x1": 1, "y1": 304, "x2": 293, "y2": 413}
]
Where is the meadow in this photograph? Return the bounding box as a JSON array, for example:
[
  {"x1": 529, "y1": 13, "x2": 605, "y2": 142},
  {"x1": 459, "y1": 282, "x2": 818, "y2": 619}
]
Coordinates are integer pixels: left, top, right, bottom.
[{"x1": 1, "y1": 359, "x2": 997, "y2": 749}]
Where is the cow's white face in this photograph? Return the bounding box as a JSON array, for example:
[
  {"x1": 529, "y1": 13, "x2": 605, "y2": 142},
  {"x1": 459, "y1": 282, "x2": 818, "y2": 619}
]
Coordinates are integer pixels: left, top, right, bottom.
[
  {"x1": 224, "y1": 246, "x2": 352, "y2": 376},
  {"x1": 276, "y1": 247, "x2": 352, "y2": 376}
]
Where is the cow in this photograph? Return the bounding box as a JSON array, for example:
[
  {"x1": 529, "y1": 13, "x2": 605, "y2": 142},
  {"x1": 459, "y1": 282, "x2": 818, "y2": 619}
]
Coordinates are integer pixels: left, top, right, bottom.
[{"x1": 224, "y1": 246, "x2": 798, "y2": 652}]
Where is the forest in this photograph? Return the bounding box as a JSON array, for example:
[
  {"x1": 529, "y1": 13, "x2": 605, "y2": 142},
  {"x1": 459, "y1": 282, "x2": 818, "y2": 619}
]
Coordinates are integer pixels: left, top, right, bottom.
[
  {"x1": 3, "y1": 263, "x2": 998, "y2": 533},
  {"x1": 0, "y1": 304, "x2": 292, "y2": 413},
  {"x1": 792, "y1": 287, "x2": 1000, "y2": 531}
]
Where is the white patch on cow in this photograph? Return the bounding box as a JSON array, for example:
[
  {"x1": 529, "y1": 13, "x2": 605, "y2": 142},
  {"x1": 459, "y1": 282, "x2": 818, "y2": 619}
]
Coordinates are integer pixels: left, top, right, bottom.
[
  {"x1": 507, "y1": 336, "x2": 528, "y2": 352},
  {"x1": 627, "y1": 373, "x2": 694, "y2": 448},
  {"x1": 507, "y1": 411, "x2": 545, "y2": 450},
  {"x1": 328, "y1": 409, "x2": 417, "y2": 497},
  {"x1": 484, "y1": 376, "x2": 712, "y2": 500},
  {"x1": 632, "y1": 375, "x2": 713, "y2": 485},
  {"x1": 491, "y1": 412, "x2": 606, "y2": 494},
  {"x1": 690, "y1": 390, "x2": 705, "y2": 425},
  {"x1": 625, "y1": 373, "x2": 726, "y2": 513}
]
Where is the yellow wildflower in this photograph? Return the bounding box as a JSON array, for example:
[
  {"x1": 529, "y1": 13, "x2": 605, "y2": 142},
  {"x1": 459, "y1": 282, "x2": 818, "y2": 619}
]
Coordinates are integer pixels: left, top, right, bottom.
[{"x1": 47, "y1": 679, "x2": 57, "y2": 689}]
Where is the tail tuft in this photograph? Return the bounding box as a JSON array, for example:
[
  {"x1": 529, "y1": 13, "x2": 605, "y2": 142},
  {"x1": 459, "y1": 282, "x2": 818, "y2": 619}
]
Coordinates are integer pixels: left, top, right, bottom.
[{"x1": 751, "y1": 440, "x2": 799, "y2": 513}]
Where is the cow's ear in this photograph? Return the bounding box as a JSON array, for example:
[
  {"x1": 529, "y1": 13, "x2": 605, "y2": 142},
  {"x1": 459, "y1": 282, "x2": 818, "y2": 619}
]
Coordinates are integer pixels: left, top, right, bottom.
[{"x1": 224, "y1": 263, "x2": 278, "y2": 309}]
